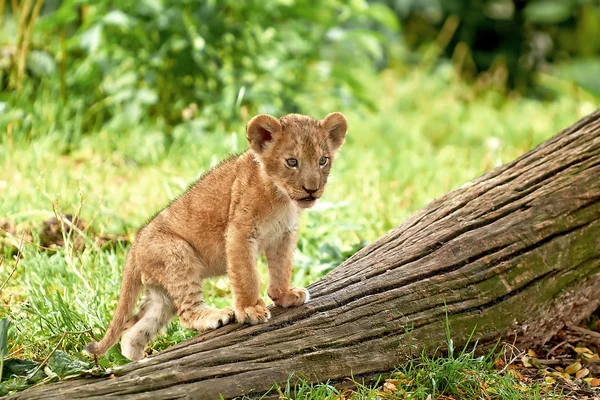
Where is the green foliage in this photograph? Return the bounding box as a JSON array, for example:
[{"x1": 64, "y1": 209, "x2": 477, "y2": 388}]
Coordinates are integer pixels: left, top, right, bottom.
[
  {"x1": 2, "y1": 358, "x2": 44, "y2": 382},
  {"x1": 0, "y1": 350, "x2": 97, "y2": 394},
  {"x1": 389, "y1": 347, "x2": 544, "y2": 399},
  {"x1": 46, "y1": 350, "x2": 93, "y2": 378},
  {"x1": 274, "y1": 373, "x2": 342, "y2": 400},
  {"x1": 383, "y1": 0, "x2": 600, "y2": 93},
  {"x1": 1, "y1": 0, "x2": 397, "y2": 142},
  {"x1": 262, "y1": 330, "x2": 546, "y2": 399}
]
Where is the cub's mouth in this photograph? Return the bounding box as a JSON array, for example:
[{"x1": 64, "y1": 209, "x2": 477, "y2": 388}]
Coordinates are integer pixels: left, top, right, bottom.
[{"x1": 295, "y1": 196, "x2": 318, "y2": 208}]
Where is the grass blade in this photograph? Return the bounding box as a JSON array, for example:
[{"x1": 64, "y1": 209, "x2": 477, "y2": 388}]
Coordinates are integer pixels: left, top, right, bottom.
[{"x1": 0, "y1": 318, "x2": 11, "y2": 382}]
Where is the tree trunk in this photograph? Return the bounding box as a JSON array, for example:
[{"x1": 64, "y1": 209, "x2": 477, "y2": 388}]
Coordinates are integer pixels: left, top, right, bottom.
[{"x1": 13, "y1": 111, "x2": 600, "y2": 400}]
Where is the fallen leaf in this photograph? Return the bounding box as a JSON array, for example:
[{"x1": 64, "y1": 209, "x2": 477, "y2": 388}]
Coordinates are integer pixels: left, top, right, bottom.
[
  {"x1": 574, "y1": 347, "x2": 593, "y2": 354},
  {"x1": 565, "y1": 362, "x2": 582, "y2": 375},
  {"x1": 588, "y1": 378, "x2": 600, "y2": 387},
  {"x1": 494, "y1": 358, "x2": 505, "y2": 369},
  {"x1": 544, "y1": 377, "x2": 556, "y2": 384},
  {"x1": 517, "y1": 383, "x2": 529, "y2": 392},
  {"x1": 522, "y1": 356, "x2": 532, "y2": 368},
  {"x1": 383, "y1": 382, "x2": 397, "y2": 393},
  {"x1": 575, "y1": 368, "x2": 589, "y2": 379},
  {"x1": 527, "y1": 349, "x2": 537, "y2": 357},
  {"x1": 508, "y1": 368, "x2": 524, "y2": 380}
]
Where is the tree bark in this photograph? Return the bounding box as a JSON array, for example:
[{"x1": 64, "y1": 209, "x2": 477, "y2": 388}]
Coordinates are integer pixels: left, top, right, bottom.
[{"x1": 13, "y1": 111, "x2": 600, "y2": 399}]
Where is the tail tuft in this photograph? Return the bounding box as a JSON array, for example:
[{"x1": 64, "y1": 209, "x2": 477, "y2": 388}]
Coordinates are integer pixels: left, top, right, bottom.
[
  {"x1": 83, "y1": 341, "x2": 102, "y2": 356},
  {"x1": 82, "y1": 256, "x2": 142, "y2": 360}
]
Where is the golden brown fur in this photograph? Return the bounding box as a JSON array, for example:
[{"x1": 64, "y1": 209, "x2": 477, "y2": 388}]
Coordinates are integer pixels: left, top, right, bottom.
[{"x1": 84, "y1": 112, "x2": 348, "y2": 360}]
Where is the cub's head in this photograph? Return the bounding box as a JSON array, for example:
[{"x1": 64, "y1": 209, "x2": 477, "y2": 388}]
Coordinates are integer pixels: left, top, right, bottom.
[{"x1": 247, "y1": 112, "x2": 348, "y2": 209}]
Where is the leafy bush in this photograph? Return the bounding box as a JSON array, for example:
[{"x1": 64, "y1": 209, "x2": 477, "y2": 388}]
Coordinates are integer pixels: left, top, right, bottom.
[{"x1": 0, "y1": 0, "x2": 398, "y2": 142}]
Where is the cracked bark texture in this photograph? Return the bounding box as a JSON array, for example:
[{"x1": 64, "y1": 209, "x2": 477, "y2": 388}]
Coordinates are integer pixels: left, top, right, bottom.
[{"x1": 12, "y1": 110, "x2": 600, "y2": 399}]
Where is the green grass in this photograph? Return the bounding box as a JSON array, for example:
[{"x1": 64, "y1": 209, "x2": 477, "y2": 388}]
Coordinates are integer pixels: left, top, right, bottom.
[
  {"x1": 268, "y1": 348, "x2": 548, "y2": 400},
  {"x1": 261, "y1": 318, "x2": 558, "y2": 399},
  {"x1": 1, "y1": 64, "x2": 599, "y2": 396}
]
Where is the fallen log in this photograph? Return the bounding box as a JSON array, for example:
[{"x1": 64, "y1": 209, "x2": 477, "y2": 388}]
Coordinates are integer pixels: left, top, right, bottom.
[{"x1": 12, "y1": 110, "x2": 600, "y2": 399}]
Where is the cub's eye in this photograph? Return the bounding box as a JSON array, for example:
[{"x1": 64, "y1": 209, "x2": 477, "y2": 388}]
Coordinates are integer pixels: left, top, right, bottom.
[
  {"x1": 319, "y1": 157, "x2": 329, "y2": 167},
  {"x1": 286, "y1": 158, "x2": 298, "y2": 168}
]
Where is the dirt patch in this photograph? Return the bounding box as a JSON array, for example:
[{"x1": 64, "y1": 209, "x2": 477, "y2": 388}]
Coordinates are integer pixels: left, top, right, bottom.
[{"x1": 501, "y1": 307, "x2": 600, "y2": 398}]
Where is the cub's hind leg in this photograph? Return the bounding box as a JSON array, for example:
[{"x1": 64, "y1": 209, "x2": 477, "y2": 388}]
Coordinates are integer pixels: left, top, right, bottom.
[
  {"x1": 121, "y1": 285, "x2": 175, "y2": 361},
  {"x1": 148, "y1": 237, "x2": 235, "y2": 332}
]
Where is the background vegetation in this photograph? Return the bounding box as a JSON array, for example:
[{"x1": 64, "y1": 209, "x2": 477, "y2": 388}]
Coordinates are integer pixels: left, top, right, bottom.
[{"x1": 1, "y1": 0, "x2": 599, "y2": 397}]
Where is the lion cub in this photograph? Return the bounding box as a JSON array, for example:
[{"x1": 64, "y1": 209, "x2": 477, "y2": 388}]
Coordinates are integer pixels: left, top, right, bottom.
[{"x1": 84, "y1": 112, "x2": 348, "y2": 360}]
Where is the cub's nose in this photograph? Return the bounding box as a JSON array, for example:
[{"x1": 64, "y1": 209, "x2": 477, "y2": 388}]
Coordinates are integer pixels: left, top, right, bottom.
[{"x1": 302, "y1": 186, "x2": 319, "y2": 195}]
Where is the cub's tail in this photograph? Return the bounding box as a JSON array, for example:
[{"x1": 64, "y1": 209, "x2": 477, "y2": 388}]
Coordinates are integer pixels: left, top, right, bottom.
[{"x1": 84, "y1": 259, "x2": 142, "y2": 357}]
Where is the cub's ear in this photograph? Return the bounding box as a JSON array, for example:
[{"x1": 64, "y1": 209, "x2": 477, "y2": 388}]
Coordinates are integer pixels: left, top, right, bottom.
[
  {"x1": 247, "y1": 114, "x2": 281, "y2": 154},
  {"x1": 320, "y1": 112, "x2": 348, "y2": 152}
]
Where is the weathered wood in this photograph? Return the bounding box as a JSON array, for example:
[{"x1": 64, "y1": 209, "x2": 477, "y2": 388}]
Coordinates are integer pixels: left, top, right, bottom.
[{"x1": 12, "y1": 111, "x2": 600, "y2": 399}]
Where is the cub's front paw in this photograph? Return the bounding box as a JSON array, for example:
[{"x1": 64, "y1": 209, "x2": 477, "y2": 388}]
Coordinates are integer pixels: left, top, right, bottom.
[
  {"x1": 269, "y1": 287, "x2": 310, "y2": 308},
  {"x1": 235, "y1": 299, "x2": 271, "y2": 325}
]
